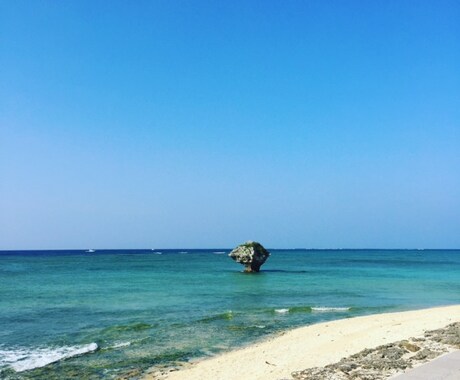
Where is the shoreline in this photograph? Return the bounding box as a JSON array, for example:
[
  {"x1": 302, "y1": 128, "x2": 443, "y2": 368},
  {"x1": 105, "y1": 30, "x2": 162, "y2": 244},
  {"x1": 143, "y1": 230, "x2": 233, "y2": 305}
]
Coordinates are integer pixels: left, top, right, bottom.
[{"x1": 143, "y1": 305, "x2": 460, "y2": 380}]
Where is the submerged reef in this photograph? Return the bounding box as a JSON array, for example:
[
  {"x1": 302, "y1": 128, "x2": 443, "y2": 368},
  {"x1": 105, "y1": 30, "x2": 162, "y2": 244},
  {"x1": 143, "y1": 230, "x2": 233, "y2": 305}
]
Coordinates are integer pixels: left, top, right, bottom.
[{"x1": 228, "y1": 241, "x2": 270, "y2": 272}]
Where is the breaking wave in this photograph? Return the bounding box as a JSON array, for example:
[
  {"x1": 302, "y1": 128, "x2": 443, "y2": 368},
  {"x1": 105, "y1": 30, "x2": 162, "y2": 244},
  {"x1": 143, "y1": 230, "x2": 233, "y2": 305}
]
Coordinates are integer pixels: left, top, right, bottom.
[
  {"x1": 275, "y1": 308, "x2": 289, "y2": 313},
  {"x1": 0, "y1": 343, "x2": 98, "y2": 372},
  {"x1": 312, "y1": 307, "x2": 351, "y2": 312},
  {"x1": 275, "y1": 306, "x2": 351, "y2": 314}
]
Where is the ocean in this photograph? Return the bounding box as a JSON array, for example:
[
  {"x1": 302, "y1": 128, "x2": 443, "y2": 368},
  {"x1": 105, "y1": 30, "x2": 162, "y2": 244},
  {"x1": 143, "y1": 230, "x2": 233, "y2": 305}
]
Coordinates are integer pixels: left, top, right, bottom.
[{"x1": 0, "y1": 249, "x2": 459, "y2": 379}]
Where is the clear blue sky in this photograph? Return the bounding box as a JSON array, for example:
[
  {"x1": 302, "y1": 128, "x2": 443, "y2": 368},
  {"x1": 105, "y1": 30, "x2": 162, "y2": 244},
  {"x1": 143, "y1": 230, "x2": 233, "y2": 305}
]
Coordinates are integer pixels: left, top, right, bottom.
[{"x1": 1, "y1": 0, "x2": 459, "y2": 249}]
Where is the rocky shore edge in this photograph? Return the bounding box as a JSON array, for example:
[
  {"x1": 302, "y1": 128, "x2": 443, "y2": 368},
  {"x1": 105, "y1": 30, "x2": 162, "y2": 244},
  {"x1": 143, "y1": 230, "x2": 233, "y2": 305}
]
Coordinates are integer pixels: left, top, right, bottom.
[{"x1": 291, "y1": 322, "x2": 460, "y2": 380}]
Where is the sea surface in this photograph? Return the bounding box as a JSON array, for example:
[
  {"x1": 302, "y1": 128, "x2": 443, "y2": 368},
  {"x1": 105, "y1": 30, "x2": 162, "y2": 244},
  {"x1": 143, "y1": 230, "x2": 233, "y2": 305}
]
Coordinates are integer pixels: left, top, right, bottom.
[{"x1": 1, "y1": 249, "x2": 459, "y2": 379}]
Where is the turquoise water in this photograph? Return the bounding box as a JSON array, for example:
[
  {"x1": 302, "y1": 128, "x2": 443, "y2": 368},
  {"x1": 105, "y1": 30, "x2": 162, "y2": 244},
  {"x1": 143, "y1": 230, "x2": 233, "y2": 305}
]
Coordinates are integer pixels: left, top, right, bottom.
[{"x1": 1, "y1": 249, "x2": 459, "y2": 379}]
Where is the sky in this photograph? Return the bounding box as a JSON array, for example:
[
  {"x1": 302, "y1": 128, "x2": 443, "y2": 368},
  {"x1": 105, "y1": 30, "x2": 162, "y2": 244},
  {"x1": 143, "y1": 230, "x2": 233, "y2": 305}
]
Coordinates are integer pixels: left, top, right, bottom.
[{"x1": 1, "y1": 0, "x2": 459, "y2": 249}]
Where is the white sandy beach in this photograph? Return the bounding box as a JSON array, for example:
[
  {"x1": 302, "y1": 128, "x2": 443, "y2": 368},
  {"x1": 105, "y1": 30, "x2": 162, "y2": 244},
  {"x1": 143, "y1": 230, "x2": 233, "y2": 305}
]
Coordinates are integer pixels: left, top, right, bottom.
[{"x1": 144, "y1": 305, "x2": 460, "y2": 380}]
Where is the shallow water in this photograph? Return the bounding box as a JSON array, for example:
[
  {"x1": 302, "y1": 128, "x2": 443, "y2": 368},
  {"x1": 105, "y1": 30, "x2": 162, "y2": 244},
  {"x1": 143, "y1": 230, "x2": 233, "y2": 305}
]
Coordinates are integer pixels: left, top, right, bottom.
[{"x1": 0, "y1": 249, "x2": 459, "y2": 379}]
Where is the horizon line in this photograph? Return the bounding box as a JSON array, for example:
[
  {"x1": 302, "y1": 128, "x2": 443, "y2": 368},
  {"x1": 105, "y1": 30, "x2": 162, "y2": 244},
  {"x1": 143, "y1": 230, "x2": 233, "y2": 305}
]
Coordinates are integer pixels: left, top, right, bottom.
[{"x1": 1, "y1": 247, "x2": 459, "y2": 252}]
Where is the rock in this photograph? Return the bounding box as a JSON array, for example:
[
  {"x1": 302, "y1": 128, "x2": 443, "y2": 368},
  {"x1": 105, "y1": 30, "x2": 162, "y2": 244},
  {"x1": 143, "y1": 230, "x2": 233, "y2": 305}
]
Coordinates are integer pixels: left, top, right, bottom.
[
  {"x1": 412, "y1": 348, "x2": 440, "y2": 361},
  {"x1": 292, "y1": 366, "x2": 348, "y2": 380},
  {"x1": 378, "y1": 346, "x2": 406, "y2": 360},
  {"x1": 399, "y1": 340, "x2": 420, "y2": 352},
  {"x1": 291, "y1": 322, "x2": 460, "y2": 380},
  {"x1": 427, "y1": 323, "x2": 460, "y2": 347},
  {"x1": 228, "y1": 241, "x2": 270, "y2": 272}
]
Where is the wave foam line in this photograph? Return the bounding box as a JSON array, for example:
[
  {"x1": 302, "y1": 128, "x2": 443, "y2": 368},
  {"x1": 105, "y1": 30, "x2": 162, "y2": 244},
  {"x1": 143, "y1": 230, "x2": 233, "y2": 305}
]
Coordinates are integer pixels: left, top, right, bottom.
[
  {"x1": 0, "y1": 343, "x2": 98, "y2": 372},
  {"x1": 111, "y1": 341, "x2": 131, "y2": 349},
  {"x1": 311, "y1": 307, "x2": 351, "y2": 312},
  {"x1": 274, "y1": 306, "x2": 351, "y2": 314},
  {"x1": 275, "y1": 308, "x2": 289, "y2": 313}
]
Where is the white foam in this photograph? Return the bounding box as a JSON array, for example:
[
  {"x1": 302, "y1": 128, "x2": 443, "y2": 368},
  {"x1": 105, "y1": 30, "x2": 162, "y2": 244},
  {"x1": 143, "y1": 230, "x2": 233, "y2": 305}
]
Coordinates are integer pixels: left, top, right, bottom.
[
  {"x1": 0, "y1": 343, "x2": 98, "y2": 372},
  {"x1": 311, "y1": 307, "x2": 351, "y2": 312},
  {"x1": 275, "y1": 308, "x2": 289, "y2": 313},
  {"x1": 111, "y1": 341, "x2": 131, "y2": 349}
]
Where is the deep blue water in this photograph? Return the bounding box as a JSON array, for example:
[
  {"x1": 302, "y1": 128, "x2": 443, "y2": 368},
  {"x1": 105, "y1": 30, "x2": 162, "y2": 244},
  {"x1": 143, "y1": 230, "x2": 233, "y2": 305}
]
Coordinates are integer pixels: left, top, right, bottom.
[{"x1": 0, "y1": 249, "x2": 459, "y2": 379}]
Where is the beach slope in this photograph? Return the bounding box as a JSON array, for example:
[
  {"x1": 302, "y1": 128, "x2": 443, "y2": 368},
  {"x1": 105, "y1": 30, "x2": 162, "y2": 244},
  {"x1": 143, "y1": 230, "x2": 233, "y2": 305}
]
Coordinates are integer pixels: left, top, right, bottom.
[{"x1": 144, "y1": 305, "x2": 460, "y2": 380}]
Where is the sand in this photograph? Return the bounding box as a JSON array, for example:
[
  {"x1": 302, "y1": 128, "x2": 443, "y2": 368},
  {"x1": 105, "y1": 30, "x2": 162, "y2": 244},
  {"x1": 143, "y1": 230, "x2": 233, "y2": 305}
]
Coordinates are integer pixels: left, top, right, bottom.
[{"x1": 144, "y1": 305, "x2": 460, "y2": 380}]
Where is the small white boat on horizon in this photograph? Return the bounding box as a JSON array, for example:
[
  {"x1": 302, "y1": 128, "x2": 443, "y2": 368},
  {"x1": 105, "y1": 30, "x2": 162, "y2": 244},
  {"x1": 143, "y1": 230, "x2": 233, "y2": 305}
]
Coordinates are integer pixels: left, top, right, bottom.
[{"x1": 86, "y1": 249, "x2": 96, "y2": 253}]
